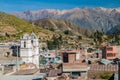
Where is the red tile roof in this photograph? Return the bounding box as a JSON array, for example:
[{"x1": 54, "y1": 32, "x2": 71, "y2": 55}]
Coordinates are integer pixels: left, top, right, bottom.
[{"x1": 90, "y1": 64, "x2": 118, "y2": 71}]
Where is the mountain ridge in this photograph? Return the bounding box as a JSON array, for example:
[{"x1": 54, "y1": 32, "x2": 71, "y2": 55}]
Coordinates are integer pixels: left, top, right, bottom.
[
  {"x1": 33, "y1": 18, "x2": 92, "y2": 36},
  {"x1": 10, "y1": 7, "x2": 120, "y2": 32}
]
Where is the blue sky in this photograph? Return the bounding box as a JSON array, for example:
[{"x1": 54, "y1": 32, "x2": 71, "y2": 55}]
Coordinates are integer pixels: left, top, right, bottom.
[{"x1": 0, "y1": 0, "x2": 120, "y2": 12}]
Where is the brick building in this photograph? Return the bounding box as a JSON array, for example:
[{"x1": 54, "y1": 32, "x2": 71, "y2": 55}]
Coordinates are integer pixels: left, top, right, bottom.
[
  {"x1": 116, "y1": 46, "x2": 120, "y2": 58},
  {"x1": 102, "y1": 46, "x2": 116, "y2": 60},
  {"x1": 102, "y1": 46, "x2": 120, "y2": 59},
  {"x1": 61, "y1": 50, "x2": 89, "y2": 79}
]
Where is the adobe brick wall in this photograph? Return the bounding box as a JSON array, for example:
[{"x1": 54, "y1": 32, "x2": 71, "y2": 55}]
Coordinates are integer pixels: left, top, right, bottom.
[
  {"x1": 68, "y1": 54, "x2": 75, "y2": 63},
  {"x1": 116, "y1": 46, "x2": 120, "y2": 58}
]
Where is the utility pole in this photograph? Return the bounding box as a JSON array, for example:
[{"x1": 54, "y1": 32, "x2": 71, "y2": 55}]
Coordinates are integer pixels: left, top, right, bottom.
[
  {"x1": 16, "y1": 45, "x2": 19, "y2": 71},
  {"x1": 118, "y1": 61, "x2": 120, "y2": 80},
  {"x1": 56, "y1": 45, "x2": 58, "y2": 56}
]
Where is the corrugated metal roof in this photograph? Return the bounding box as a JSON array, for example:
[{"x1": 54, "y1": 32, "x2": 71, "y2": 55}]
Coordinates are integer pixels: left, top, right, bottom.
[
  {"x1": 100, "y1": 59, "x2": 113, "y2": 65},
  {"x1": 48, "y1": 69, "x2": 62, "y2": 77}
]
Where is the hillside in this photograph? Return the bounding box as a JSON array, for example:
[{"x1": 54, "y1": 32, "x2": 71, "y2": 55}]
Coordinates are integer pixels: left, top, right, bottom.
[
  {"x1": 11, "y1": 7, "x2": 120, "y2": 32},
  {"x1": 33, "y1": 18, "x2": 92, "y2": 36},
  {"x1": 0, "y1": 12, "x2": 54, "y2": 41},
  {"x1": 0, "y1": 12, "x2": 92, "y2": 48}
]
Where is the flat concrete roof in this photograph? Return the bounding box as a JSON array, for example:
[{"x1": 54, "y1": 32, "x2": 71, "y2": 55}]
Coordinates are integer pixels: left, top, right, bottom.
[{"x1": 0, "y1": 75, "x2": 43, "y2": 80}]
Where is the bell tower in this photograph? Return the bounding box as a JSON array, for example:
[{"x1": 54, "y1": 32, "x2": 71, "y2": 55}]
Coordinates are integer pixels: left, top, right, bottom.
[{"x1": 20, "y1": 33, "x2": 39, "y2": 67}]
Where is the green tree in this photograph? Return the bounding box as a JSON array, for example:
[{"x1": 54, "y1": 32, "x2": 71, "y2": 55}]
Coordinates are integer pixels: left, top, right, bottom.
[
  {"x1": 49, "y1": 28, "x2": 55, "y2": 32},
  {"x1": 47, "y1": 34, "x2": 63, "y2": 50},
  {"x1": 114, "y1": 30, "x2": 120, "y2": 45},
  {"x1": 47, "y1": 40, "x2": 55, "y2": 50},
  {"x1": 93, "y1": 30, "x2": 103, "y2": 46},
  {"x1": 84, "y1": 29, "x2": 89, "y2": 37},
  {"x1": 5, "y1": 32, "x2": 10, "y2": 38},
  {"x1": 87, "y1": 48, "x2": 94, "y2": 53},
  {"x1": 100, "y1": 72, "x2": 112, "y2": 79},
  {"x1": 52, "y1": 34, "x2": 63, "y2": 49},
  {"x1": 64, "y1": 30, "x2": 72, "y2": 35},
  {"x1": 78, "y1": 35, "x2": 82, "y2": 40}
]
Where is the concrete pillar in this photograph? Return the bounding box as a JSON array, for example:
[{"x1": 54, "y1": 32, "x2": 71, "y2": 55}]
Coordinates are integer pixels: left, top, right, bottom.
[
  {"x1": 0, "y1": 66, "x2": 4, "y2": 75},
  {"x1": 13, "y1": 66, "x2": 17, "y2": 72}
]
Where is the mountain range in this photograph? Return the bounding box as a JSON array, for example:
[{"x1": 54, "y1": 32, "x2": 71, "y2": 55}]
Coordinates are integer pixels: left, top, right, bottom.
[
  {"x1": 0, "y1": 11, "x2": 91, "y2": 43},
  {"x1": 11, "y1": 7, "x2": 120, "y2": 32}
]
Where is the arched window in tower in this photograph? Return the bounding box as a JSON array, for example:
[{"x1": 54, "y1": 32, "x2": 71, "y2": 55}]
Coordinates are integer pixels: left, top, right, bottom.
[
  {"x1": 24, "y1": 41, "x2": 26, "y2": 48},
  {"x1": 31, "y1": 40, "x2": 33, "y2": 44}
]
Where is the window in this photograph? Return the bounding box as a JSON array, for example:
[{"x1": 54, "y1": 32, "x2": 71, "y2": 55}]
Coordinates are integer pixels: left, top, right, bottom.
[
  {"x1": 31, "y1": 40, "x2": 33, "y2": 44},
  {"x1": 107, "y1": 53, "x2": 115, "y2": 57},
  {"x1": 48, "y1": 54, "x2": 50, "y2": 56},
  {"x1": 107, "y1": 47, "x2": 113, "y2": 51},
  {"x1": 24, "y1": 42, "x2": 26, "y2": 48},
  {"x1": 63, "y1": 53, "x2": 68, "y2": 63}
]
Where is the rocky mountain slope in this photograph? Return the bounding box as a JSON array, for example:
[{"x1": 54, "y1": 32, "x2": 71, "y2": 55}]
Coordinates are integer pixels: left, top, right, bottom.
[
  {"x1": 11, "y1": 7, "x2": 120, "y2": 32},
  {"x1": 106, "y1": 24, "x2": 120, "y2": 34},
  {"x1": 33, "y1": 18, "x2": 92, "y2": 36}
]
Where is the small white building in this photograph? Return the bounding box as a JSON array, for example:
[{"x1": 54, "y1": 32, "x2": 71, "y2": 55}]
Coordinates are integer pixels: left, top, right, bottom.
[{"x1": 20, "y1": 32, "x2": 39, "y2": 67}]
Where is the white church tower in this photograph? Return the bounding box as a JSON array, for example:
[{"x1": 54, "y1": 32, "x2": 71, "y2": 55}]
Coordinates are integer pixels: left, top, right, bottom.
[{"x1": 20, "y1": 32, "x2": 39, "y2": 67}]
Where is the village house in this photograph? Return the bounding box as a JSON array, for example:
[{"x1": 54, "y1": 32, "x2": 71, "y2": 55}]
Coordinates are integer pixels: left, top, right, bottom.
[
  {"x1": 60, "y1": 50, "x2": 89, "y2": 79},
  {"x1": 41, "y1": 50, "x2": 56, "y2": 60},
  {"x1": 102, "y1": 45, "x2": 120, "y2": 60},
  {"x1": 0, "y1": 43, "x2": 12, "y2": 57},
  {"x1": 116, "y1": 46, "x2": 120, "y2": 58}
]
